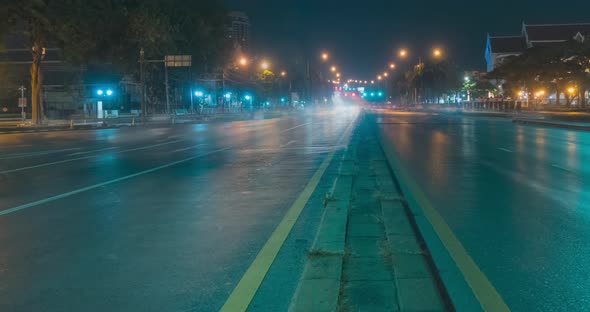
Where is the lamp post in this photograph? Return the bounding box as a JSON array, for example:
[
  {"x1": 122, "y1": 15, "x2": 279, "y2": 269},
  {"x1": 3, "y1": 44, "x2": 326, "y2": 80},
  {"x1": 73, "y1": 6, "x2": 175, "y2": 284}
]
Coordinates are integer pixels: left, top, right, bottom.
[{"x1": 18, "y1": 85, "x2": 27, "y2": 120}]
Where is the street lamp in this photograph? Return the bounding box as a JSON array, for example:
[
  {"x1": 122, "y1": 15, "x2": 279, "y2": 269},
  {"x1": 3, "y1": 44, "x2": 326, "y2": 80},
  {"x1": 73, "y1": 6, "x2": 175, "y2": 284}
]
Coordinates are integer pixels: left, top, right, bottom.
[
  {"x1": 383, "y1": 72, "x2": 388, "y2": 77},
  {"x1": 377, "y1": 75, "x2": 382, "y2": 80},
  {"x1": 389, "y1": 63, "x2": 396, "y2": 69},
  {"x1": 371, "y1": 80, "x2": 375, "y2": 84},
  {"x1": 194, "y1": 91, "x2": 204, "y2": 97},
  {"x1": 239, "y1": 57, "x2": 248, "y2": 66},
  {"x1": 280, "y1": 71, "x2": 287, "y2": 77},
  {"x1": 567, "y1": 87, "x2": 576, "y2": 94},
  {"x1": 321, "y1": 52, "x2": 329, "y2": 61},
  {"x1": 331, "y1": 66, "x2": 337, "y2": 72},
  {"x1": 261, "y1": 61, "x2": 269, "y2": 70},
  {"x1": 433, "y1": 48, "x2": 442, "y2": 58},
  {"x1": 336, "y1": 73, "x2": 341, "y2": 78},
  {"x1": 399, "y1": 49, "x2": 408, "y2": 58}
]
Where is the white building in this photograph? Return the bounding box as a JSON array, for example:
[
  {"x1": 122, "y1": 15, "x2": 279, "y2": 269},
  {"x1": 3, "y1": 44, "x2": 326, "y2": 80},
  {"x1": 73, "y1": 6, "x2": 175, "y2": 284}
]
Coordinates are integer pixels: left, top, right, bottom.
[{"x1": 485, "y1": 22, "x2": 590, "y2": 72}]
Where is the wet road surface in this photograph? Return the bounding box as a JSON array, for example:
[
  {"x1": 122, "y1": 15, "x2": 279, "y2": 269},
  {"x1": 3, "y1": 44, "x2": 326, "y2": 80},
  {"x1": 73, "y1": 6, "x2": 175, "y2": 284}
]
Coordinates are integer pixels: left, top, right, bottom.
[
  {"x1": 377, "y1": 111, "x2": 590, "y2": 311},
  {"x1": 0, "y1": 110, "x2": 356, "y2": 311}
]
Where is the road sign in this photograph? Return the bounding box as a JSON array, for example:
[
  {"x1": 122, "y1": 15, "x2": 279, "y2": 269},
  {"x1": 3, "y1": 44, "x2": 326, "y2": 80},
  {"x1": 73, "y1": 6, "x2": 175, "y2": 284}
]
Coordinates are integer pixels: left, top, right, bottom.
[
  {"x1": 18, "y1": 98, "x2": 27, "y2": 108},
  {"x1": 165, "y1": 55, "x2": 192, "y2": 67}
]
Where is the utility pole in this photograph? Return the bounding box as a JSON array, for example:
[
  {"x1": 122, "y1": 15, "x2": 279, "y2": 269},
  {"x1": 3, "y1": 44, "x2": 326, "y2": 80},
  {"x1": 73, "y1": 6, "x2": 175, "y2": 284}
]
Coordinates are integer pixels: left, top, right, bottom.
[
  {"x1": 165, "y1": 63, "x2": 170, "y2": 115},
  {"x1": 140, "y1": 48, "x2": 146, "y2": 123},
  {"x1": 18, "y1": 85, "x2": 26, "y2": 120},
  {"x1": 221, "y1": 69, "x2": 226, "y2": 112}
]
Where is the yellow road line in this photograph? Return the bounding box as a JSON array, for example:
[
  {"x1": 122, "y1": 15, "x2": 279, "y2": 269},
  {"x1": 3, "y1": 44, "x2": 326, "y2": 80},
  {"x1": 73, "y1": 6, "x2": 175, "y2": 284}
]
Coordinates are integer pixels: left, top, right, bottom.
[
  {"x1": 378, "y1": 130, "x2": 510, "y2": 312},
  {"x1": 219, "y1": 117, "x2": 355, "y2": 312}
]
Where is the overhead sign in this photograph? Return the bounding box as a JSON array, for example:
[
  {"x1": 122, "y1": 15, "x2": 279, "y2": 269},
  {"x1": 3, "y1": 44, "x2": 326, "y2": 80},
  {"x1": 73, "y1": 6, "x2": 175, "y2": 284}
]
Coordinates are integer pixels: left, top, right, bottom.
[{"x1": 165, "y1": 55, "x2": 192, "y2": 67}]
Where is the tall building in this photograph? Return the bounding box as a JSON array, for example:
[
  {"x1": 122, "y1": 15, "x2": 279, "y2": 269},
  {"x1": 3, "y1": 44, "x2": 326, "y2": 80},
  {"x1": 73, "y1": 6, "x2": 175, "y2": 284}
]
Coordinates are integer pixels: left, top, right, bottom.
[{"x1": 227, "y1": 11, "x2": 251, "y2": 51}]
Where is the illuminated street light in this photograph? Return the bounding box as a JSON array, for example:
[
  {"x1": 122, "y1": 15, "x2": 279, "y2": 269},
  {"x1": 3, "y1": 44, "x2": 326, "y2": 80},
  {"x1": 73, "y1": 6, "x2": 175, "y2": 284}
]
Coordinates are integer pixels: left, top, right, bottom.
[
  {"x1": 464, "y1": 76, "x2": 470, "y2": 82},
  {"x1": 336, "y1": 73, "x2": 341, "y2": 78},
  {"x1": 364, "y1": 80, "x2": 368, "y2": 84},
  {"x1": 239, "y1": 57, "x2": 248, "y2": 66},
  {"x1": 321, "y1": 52, "x2": 329, "y2": 61},
  {"x1": 377, "y1": 75, "x2": 382, "y2": 80},
  {"x1": 244, "y1": 95, "x2": 252, "y2": 100},
  {"x1": 433, "y1": 48, "x2": 442, "y2": 57},
  {"x1": 194, "y1": 91, "x2": 204, "y2": 97},
  {"x1": 106, "y1": 89, "x2": 113, "y2": 96},
  {"x1": 261, "y1": 61, "x2": 269, "y2": 70},
  {"x1": 567, "y1": 87, "x2": 576, "y2": 94},
  {"x1": 383, "y1": 72, "x2": 388, "y2": 77},
  {"x1": 389, "y1": 63, "x2": 396, "y2": 69},
  {"x1": 399, "y1": 49, "x2": 408, "y2": 58},
  {"x1": 280, "y1": 71, "x2": 287, "y2": 77},
  {"x1": 371, "y1": 80, "x2": 375, "y2": 84},
  {"x1": 331, "y1": 66, "x2": 337, "y2": 72},
  {"x1": 97, "y1": 89, "x2": 104, "y2": 96}
]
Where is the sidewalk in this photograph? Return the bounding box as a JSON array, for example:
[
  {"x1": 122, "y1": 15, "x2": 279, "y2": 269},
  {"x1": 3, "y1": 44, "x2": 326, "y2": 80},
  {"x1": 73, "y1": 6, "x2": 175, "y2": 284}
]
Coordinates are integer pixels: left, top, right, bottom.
[
  {"x1": 512, "y1": 118, "x2": 590, "y2": 131},
  {"x1": 421, "y1": 107, "x2": 590, "y2": 131},
  {"x1": 289, "y1": 114, "x2": 450, "y2": 312}
]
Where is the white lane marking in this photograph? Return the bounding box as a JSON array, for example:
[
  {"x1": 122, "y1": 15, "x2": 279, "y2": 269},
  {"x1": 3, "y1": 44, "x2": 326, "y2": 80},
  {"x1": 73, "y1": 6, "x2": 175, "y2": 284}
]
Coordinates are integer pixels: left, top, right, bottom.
[
  {"x1": 498, "y1": 147, "x2": 513, "y2": 153},
  {"x1": 171, "y1": 144, "x2": 206, "y2": 153},
  {"x1": 280, "y1": 140, "x2": 298, "y2": 148},
  {"x1": 280, "y1": 122, "x2": 310, "y2": 133},
  {"x1": 0, "y1": 140, "x2": 182, "y2": 174},
  {"x1": 0, "y1": 147, "x2": 231, "y2": 217},
  {"x1": 67, "y1": 147, "x2": 117, "y2": 156},
  {"x1": 0, "y1": 148, "x2": 82, "y2": 160},
  {"x1": 551, "y1": 164, "x2": 573, "y2": 173}
]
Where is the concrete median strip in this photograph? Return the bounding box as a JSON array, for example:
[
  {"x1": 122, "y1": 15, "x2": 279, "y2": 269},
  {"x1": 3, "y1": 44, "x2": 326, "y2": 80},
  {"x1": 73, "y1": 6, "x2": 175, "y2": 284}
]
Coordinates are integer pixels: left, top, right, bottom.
[
  {"x1": 219, "y1": 117, "x2": 357, "y2": 312},
  {"x1": 290, "y1": 115, "x2": 451, "y2": 312},
  {"x1": 288, "y1": 138, "x2": 357, "y2": 312}
]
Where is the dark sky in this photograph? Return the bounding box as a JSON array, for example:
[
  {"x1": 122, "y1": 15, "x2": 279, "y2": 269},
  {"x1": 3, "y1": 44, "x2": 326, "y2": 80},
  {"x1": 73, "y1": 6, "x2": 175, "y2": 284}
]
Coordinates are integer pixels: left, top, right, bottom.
[{"x1": 226, "y1": 0, "x2": 590, "y2": 79}]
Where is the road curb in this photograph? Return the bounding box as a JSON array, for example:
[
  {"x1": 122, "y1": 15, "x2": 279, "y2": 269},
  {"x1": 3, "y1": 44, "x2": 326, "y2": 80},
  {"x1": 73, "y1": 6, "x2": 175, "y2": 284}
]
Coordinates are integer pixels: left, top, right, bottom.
[
  {"x1": 512, "y1": 118, "x2": 590, "y2": 131},
  {"x1": 288, "y1": 133, "x2": 358, "y2": 312},
  {"x1": 377, "y1": 122, "x2": 509, "y2": 311}
]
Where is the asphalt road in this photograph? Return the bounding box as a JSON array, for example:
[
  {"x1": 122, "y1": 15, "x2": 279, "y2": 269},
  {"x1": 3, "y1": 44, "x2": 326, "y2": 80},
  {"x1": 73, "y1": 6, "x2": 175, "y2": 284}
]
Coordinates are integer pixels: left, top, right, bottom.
[
  {"x1": 376, "y1": 111, "x2": 590, "y2": 311},
  {"x1": 0, "y1": 109, "x2": 357, "y2": 312}
]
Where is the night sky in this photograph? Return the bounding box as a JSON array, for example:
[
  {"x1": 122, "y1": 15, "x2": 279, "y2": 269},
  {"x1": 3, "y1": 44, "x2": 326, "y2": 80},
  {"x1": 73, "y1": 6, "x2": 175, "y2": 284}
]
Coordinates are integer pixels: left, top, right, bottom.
[{"x1": 226, "y1": 0, "x2": 590, "y2": 78}]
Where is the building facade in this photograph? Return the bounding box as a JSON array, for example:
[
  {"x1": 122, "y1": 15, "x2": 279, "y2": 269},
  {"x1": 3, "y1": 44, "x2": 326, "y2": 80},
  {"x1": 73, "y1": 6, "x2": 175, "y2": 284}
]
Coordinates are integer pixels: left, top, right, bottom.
[
  {"x1": 485, "y1": 22, "x2": 590, "y2": 72},
  {"x1": 226, "y1": 11, "x2": 251, "y2": 52}
]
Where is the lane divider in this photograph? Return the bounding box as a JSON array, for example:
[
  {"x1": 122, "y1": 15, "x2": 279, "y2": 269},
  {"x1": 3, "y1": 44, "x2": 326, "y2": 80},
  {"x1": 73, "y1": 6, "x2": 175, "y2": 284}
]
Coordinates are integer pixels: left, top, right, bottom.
[
  {"x1": 0, "y1": 140, "x2": 183, "y2": 174},
  {"x1": 219, "y1": 116, "x2": 356, "y2": 312},
  {"x1": 0, "y1": 147, "x2": 231, "y2": 217}
]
